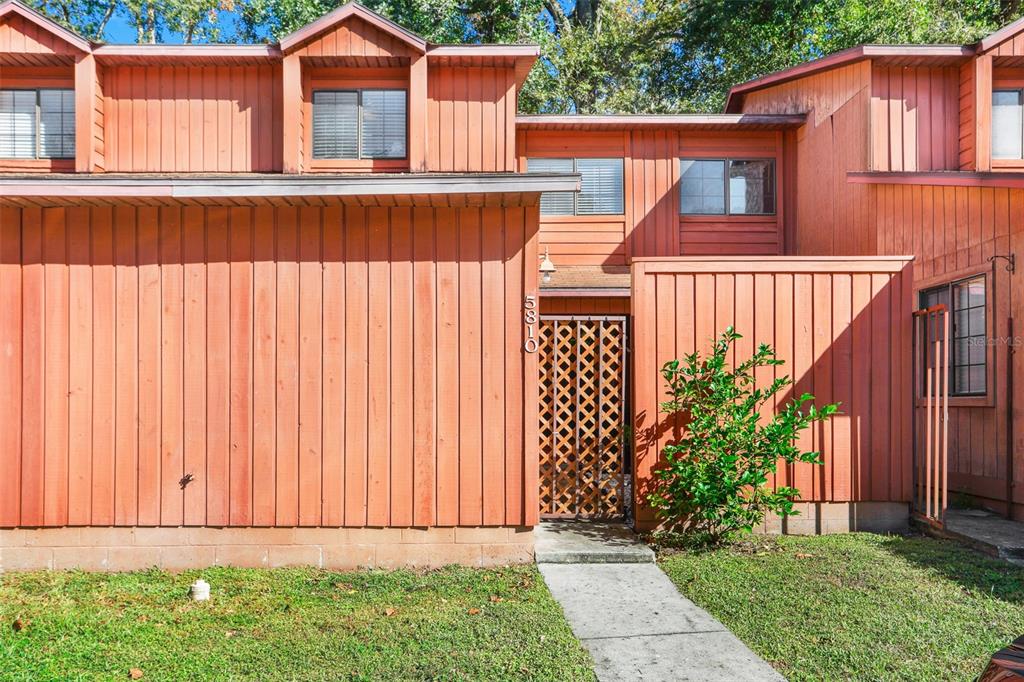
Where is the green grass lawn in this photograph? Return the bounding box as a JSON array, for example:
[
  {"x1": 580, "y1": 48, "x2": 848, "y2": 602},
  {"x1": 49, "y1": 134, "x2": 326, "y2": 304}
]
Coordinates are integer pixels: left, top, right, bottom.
[
  {"x1": 0, "y1": 565, "x2": 595, "y2": 681},
  {"x1": 659, "y1": 532, "x2": 1024, "y2": 682}
]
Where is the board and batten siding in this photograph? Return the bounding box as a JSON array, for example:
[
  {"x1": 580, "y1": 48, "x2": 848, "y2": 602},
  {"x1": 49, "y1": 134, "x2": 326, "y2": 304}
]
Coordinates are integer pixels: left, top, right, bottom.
[
  {"x1": 427, "y1": 65, "x2": 517, "y2": 173},
  {"x1": 519, "y1": 129, "x2": 785, "y2": 267},
  {"x1": 872, "y1": 182, "x2": 1024, "y2": 518},
  {"x1": 741, "y1": 61, "x2": 876, "y2": 258},
  {"x1": 103, "y1": 65, "x2": 284, "y2": 173},
  {"x1": 631, "y1": 256, "x2": 914, "y2": 525},
  {"x1": 0, "y1": 204, "x2": 539, "y2": 529},
  {"x1": 870, "y1": 65, "x2": 960, "y2": 172}
]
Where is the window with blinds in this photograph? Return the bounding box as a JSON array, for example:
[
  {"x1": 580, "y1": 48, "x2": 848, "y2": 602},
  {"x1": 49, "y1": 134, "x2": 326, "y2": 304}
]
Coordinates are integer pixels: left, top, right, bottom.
[
  {"x1": 526, "y1": 157, "x2": 624, "y2": 216},
  {"x1": 312, "y1": 89, "x2": 407, "y2": 160},
  {"x1": 0, "y1": 88, "x2": 74, "y2": 160}
]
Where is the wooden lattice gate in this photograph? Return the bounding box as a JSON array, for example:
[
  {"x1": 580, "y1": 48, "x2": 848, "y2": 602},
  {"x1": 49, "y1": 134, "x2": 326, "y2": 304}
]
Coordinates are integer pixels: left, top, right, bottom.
[{"x1": 538, "y1": 315, "x2": 630, "y2": 520}]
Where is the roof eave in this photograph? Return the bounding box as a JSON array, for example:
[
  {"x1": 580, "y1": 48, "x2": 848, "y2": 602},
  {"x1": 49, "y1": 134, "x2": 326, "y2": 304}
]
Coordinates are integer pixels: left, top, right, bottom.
[{"x1": 0, "y1": 172, "x2": 581, "y2": 199}]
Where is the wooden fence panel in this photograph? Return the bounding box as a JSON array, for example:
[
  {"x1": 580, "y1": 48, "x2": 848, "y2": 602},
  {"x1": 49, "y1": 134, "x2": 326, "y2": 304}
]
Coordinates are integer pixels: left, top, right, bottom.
[{"x1": 631, "y1": 256, "x2": 914, "y2": 525}]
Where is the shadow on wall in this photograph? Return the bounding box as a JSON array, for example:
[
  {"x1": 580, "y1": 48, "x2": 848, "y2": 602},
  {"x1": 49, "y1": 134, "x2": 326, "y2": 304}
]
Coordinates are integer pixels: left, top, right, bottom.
[{"x1": 632, "y1": 268, "x2": 912, "y2": 521}]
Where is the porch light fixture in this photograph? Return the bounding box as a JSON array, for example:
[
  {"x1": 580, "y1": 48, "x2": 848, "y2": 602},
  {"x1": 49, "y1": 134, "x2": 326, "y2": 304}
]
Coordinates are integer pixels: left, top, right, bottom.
[{"x1": 539, "y1": 248, "x2": 556, "y2": 284}]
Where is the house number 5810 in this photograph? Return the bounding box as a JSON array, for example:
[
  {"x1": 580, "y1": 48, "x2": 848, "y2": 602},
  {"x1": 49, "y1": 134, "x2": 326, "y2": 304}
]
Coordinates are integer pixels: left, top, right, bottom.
[{"x1": 523, "y1": 294, "x2": 539, "y2": 353}]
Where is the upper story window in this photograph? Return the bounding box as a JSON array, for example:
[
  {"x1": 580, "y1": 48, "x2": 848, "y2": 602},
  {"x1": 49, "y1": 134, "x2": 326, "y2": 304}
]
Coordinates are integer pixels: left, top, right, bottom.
[
  {"x1": 526, "y1": 157, "x2": 624, "y2": 216},
  {"x1": 992, "y1": 89, "x2": 1023, "y2": 159},
  {"x1": 312, "y1": 89, "x2": 407, "y2": 160},
  {"x1": 0, "y1": 89, "x2": 75, "y2": 160},
  {"x1": 680, "y1": 158, "x2": 775, "y2": 215},
  {"x1": 920, "y1": 275, "x2": 987, "y2": 397}
]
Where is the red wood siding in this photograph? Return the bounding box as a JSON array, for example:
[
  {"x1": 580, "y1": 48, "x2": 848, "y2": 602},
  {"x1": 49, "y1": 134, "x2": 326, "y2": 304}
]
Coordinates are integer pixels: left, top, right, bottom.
[
  {"x1": 519, "y1": 129, "x2": 784, "y2": 266},
  {"x1": 742, "y1": 61, "x2": 876, "y2": 256},
  {"x1": 103, "y1": 65, "x2": 283, "y2": 173},
  {"x1": 0, "y1": 12, "x2": 80, "y2": 62},
  {"x1": 427, "y1": 65, "x2": 516, "y2": 172},
  {"x1": 870, "y1": 65, "x2": 960, "y2": 172},
  {"x1": 631, "y1": 256, "x2": 914, "y2": 525},
  {"x1": 873, "y1": 183, "x2": 1024, "y2": 518},
  {"x1": 0, "y1": 204, "x2": 539, "y2": 529}
]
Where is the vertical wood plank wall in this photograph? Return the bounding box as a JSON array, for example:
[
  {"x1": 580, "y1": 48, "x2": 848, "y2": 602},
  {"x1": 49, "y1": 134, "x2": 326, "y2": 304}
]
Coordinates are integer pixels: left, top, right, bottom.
[
  {"x1": 741, "y1": 62, "x2": 875, "y2": 257},
  {"x1": 427, "y1": 65, "x2": 517, "y2": 172},
  {"x1": 874, "y1": 184, "x2": 1024, "y2": 518},
  {"x1": 870, "y1": 65, "x2": 960, "y2": 172},
  {"x1": 0, "y1": 204, "x2": 539, "y2": 529},
  {"x1": 0, "y1": 12, "x2": 80, "y2": 57},
  {"x1": 519, "y1": 129, "x2": 785, "y2": 266},
  {"x1": 631, "y1": 257, "x2": 914, "y2": 525},
  {"x1": 103, "y1": 65, "x2": 284, "y2": 173}
]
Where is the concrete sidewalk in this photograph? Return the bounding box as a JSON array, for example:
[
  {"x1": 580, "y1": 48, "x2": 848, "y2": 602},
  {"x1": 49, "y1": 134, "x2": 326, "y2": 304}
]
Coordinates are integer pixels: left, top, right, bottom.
[{"x1": 536, "y1": 522, "x2": 784, "y2": 681}]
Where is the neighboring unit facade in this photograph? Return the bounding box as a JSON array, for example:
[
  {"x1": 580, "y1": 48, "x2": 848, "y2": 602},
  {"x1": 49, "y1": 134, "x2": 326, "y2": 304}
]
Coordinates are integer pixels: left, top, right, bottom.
[{"x1": 0, "y1": 0, "x2": 1019, "y2": 572}]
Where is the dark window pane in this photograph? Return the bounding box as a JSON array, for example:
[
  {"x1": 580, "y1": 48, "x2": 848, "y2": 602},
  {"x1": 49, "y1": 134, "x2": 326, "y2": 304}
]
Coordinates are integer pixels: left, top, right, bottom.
[{"x1": 728, "y1": 159, "x2": 775, "y2": 214}]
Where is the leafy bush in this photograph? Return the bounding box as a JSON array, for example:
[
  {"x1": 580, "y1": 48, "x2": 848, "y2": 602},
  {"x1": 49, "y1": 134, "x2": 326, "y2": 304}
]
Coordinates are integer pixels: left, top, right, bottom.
[{"x1": 647, "y1": 327, "x2": 838, "y2": 546}]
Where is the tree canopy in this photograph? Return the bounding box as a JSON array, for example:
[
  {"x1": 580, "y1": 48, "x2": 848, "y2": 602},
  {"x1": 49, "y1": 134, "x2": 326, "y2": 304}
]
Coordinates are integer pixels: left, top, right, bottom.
[{"x1": 24, "y1": 0, "x2": 1024, "y2": 113}]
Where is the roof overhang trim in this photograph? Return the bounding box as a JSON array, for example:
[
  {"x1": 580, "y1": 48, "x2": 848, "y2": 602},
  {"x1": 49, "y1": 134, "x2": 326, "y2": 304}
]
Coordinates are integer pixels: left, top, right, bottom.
[
  {"x1": 0, "y1": 172, "x2": 580, "y2": 199},
  {"x1": 848, "y1": 170, "x2": 1024, "y2": 189},
  {"x1": 724, "y1": 44, "x2": 974, "y2": 113},
  {"x1": 516, "y1": 113, "x2": 807, "y2": 130}
]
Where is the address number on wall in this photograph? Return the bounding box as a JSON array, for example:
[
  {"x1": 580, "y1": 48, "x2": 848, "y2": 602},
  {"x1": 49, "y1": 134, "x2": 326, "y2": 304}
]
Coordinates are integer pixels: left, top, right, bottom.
[{"x1": 523, "y1": 294, "x2": 539, "y2": 353}]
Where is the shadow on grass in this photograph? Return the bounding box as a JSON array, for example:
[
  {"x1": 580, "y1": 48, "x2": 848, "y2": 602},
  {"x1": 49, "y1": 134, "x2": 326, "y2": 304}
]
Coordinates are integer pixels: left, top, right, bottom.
[{"x1": 876, "y1": 534, "x2": 1024, "y2": 607}]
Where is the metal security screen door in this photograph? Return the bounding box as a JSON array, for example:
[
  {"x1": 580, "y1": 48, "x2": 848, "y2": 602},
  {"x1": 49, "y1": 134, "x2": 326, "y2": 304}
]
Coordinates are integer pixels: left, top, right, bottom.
[{"x1": 538, "y1": 315, "x2": 631, "y2": 520}]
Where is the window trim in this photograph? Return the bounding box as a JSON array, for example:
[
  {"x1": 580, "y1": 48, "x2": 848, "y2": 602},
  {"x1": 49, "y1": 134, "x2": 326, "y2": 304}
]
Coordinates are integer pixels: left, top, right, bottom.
[
  {"x1": 991, "y1": 87, "x2": 1024, "y2": 161},
  {"x1": 916, "y1": 268, "x2": 995, "y2": 406},
  {"x1": 310, "y1": 87, "x2": 408, "y2": 162},
  {"x1": 679, "y1": 157, "x2": 777, "y2": 217},
  {"x1": 0, "y1": 87, "x2": 76, "y2": 161},
  {"x1": 527, "y1": 156, "x2": 625, "y2": 217}
]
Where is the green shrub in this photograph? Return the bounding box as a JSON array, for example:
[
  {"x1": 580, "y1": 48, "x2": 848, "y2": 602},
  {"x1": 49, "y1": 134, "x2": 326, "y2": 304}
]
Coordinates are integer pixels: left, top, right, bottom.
[{"x1": 648, "y1": 327, "x2": 838, "y2": 546}]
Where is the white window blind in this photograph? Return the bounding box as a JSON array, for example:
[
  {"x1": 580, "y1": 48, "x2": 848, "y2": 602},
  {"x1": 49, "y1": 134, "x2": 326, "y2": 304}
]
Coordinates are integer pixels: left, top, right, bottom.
[
  {"x1": 0, "y1": 90, "x2": 39, "y2": 159},
  {"x1": 527, "y1": 157, "x2": 575, "y2": 215},
  {"x1": 576, "y1": 158, "x2": 624, "y2": 215},
  {"x1": 312, "y1": 89, "x2": 407, "y2": 160},
  {"x1": 39, "y1": 89, "x2": 76, "y2": 159},
  {"x1": 361, "y1": 89, "x2": 406, "y2": 159},
  {"x1": 527, "y1": 157, "x2": 624, "y2": 216},
  {"x1": 312, "y1": 90, "x2": 359, "y2": 160},
  {"x1": 992, "y1": 89, "x2": 1023, "y2": 159}
]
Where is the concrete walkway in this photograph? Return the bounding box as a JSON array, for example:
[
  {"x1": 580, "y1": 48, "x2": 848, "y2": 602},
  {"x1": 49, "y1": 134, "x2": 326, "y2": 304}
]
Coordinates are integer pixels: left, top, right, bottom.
[
  {"x1": 537, "y1": 522, "x2": 784, "y2": 682},
  {"x1": 933, "y1": 509, "x2": 1024, "y2": 567}
]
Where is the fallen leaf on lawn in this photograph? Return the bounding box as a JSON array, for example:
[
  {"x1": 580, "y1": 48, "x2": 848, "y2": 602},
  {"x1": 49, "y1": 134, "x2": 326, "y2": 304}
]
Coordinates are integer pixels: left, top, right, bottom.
[
  {"x1": 467, "y1": 608, "x2": 481, "y2": 615},
  {"x1": 12, "y1": 618, "x2": 28, "y2": 632},
  {"x1": 795, "y1": 553, "x2": 815, "y2": 559},
  {"x1": 225, "y1": 630, "x2": 238, "y2": 638},
  {"x1": 128, "y1": 669, "x2": 144, "y2": 680},
  {"x1": 384, "y1": 608, "x2": 397, "y2": 617},
  {"x1": 489, "y1": 595, "x2": 504, "y2": 603},
  {"x1": 334, "y1": 582, "x2": 353, "y2": 590}
]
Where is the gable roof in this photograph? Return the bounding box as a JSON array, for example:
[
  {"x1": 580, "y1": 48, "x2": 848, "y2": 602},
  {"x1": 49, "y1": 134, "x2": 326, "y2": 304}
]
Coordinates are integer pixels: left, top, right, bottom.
[
  {"x1": 978, "y1": 15, "x2": 1024, "y2": 52},
  {"x1": 724, "y1": 44, "x2": 972, "y2": 112},
  {"x1": 0, "y1": 0, "x2": 91, "y2": 52},
  {"x1": 279, "y1": 1, "x2": 427, "y2": 54}
]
